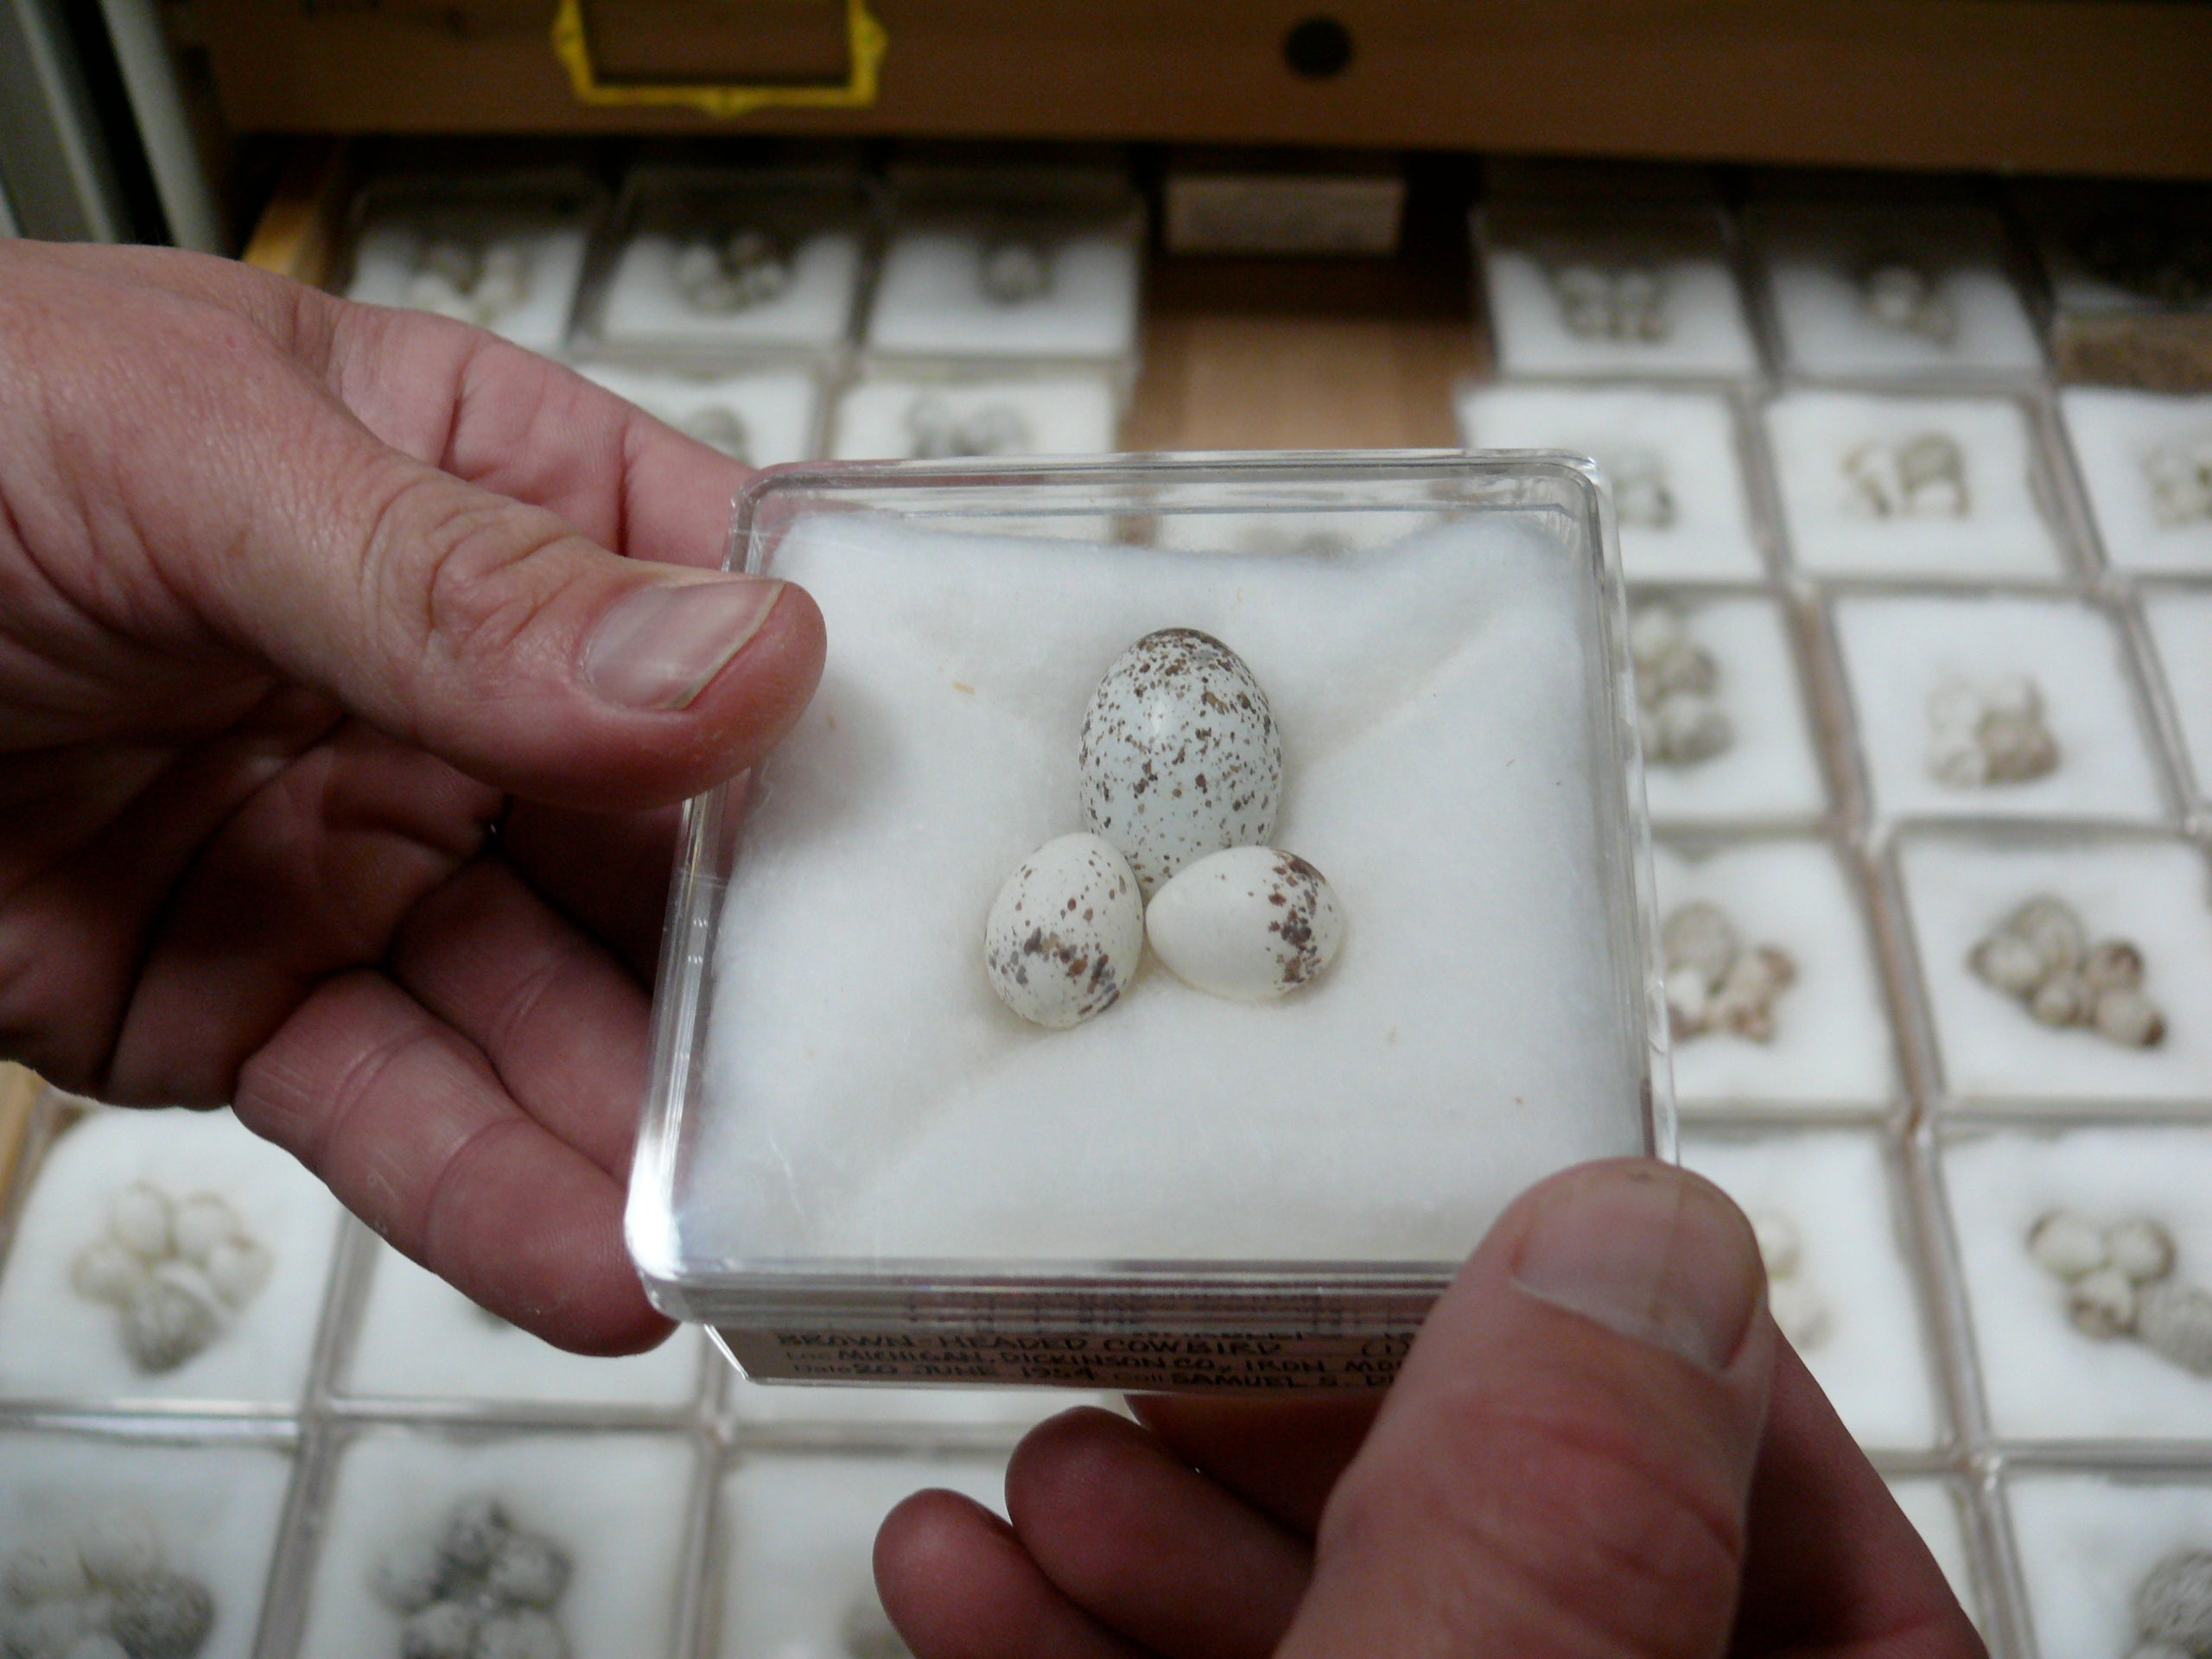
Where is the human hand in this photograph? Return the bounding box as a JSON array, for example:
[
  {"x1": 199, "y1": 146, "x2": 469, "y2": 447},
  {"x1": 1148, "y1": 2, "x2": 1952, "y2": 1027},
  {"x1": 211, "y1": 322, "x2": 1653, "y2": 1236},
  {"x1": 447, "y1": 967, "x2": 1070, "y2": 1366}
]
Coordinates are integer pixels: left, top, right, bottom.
[
  {"x1": 876, "y1": 1160, "x2": 1986, "y2": 1658},
  {"x1": 0, "y1": 240, "x2": 824, "y2": 1352}
]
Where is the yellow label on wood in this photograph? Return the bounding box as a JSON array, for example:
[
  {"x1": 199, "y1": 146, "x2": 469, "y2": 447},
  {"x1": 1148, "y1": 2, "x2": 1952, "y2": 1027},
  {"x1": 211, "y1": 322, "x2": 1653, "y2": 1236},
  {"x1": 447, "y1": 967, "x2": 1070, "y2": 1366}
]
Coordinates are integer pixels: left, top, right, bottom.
[{"x1": 550, "y1": 0, "x2": 887, "y2": 117}]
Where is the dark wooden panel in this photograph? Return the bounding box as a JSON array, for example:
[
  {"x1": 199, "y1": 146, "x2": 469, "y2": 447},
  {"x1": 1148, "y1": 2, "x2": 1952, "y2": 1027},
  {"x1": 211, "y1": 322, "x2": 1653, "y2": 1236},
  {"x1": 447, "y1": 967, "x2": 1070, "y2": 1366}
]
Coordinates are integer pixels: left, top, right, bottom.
[
  {"x1": 581, "y1": 0, "x2": 853, "y2": 81},
  {"x1": 197, "y1": 0, "x2": 2212, "y2": 180}
]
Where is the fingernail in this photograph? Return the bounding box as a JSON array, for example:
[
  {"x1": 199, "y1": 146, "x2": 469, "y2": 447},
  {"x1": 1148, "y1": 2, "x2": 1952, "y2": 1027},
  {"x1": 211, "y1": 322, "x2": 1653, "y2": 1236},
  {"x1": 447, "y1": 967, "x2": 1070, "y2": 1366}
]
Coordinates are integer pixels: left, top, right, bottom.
[
  {"x1": 1510, "y1": 1164, "x2": 1762, "y2": 1371},
  {"x1": 583, "y1": 578, "x2": 785, "y2": 712}
]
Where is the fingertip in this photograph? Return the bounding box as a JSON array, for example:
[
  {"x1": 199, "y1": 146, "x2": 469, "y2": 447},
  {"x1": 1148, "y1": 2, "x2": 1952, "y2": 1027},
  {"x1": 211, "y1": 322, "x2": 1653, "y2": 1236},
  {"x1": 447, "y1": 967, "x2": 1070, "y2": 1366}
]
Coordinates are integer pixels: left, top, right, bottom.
[
  {"x1": 546, "y1": 1281, "x2": 676, "y2": 1359},
  {"x1": 876, "y1": 1487, "x2": 1151, "y2": 1659},
  {"x1": 874, "y1": 1491, "x2": 1018, "y2": 1656},
  {"x1": 878, "y1": 1488, "x2": 1014, "y2": 1582},
  {"x1": 1003, "y1": 1408, "x2": 1152, "y2": 1561},
  {"x1": 544, "y1": 571, "x2": 824, "y2": 810},
  {"x1": 442, "y1": 1185, "x2": 675, "y2": 1359},
  {"x1": 1126, "y1": 1395, "x2": 1379, "y2": 1535},
  {"x1": 1007, "y1": 1407, "x2": 1133, "y2": 1502},
  {"x1": 1007, "y1": 1405, "x2": 1315, "y2": 1659},
  {"x1": 692, "y1": 575, "x2": 826, "y2": 772},
  {"x1": 522, "y1": 1227, "x2": 677, "y2": 1358},
  {"x1": 1486, "y1": 1157, "x2": 1770, "y2": 1376},
  {"x1": 1376, "y1": 1158, "x2": 1777, "y2": 1493}
]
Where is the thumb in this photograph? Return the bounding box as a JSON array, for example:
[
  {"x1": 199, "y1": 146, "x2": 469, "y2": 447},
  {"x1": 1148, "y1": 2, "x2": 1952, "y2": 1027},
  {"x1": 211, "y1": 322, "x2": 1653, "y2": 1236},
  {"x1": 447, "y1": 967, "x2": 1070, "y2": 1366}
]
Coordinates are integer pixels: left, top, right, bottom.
[
  {"x1": 181, "y1": 370, "x2": 824, "y2": 811},
  {"x1": 121, "y1": 314, "x2": 831, "y2": 814},
  {"x1": 4, "y1": 242, "x2": 821, "y2": 809},
  {"x1": 1283, "y1": 1160, "x2": 1774, "y2": 1659}
]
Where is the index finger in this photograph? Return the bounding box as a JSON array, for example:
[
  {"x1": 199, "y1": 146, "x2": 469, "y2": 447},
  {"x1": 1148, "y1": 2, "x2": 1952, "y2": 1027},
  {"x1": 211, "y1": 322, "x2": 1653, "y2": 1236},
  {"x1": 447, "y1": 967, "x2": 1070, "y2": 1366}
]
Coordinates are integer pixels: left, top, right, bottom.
[
  {"x1": 1127, "y1": 1396, "x2": 1381, "y2": 1536},
  {"x1": 327, "y1": 302, "x2": 751, "y2": 570},
  {"x1": 22, "y1": 245, "x2": 749, "y2": 573},
  {"x1": 233, "y1": 965, "x2": 670, "y2": 1354},
  {"x1": 1729, "y1": 1344, "x2": 1984, "y2": 1655}
]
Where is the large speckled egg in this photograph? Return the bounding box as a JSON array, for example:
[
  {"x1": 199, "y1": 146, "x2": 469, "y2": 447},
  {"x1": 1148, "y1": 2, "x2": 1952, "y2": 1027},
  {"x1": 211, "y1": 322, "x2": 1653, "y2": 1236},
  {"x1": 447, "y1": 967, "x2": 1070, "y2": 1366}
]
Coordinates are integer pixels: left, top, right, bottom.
[
  {"x1": 983, "y1": 834, "x2": 1145, "y2": 1027},
  {"x1": 1145, "y1": 846, "x2": 1344, "y2": 1001},
  {"x1": 1077, "y1": 629, "x2": 1282, "y2": 896}
]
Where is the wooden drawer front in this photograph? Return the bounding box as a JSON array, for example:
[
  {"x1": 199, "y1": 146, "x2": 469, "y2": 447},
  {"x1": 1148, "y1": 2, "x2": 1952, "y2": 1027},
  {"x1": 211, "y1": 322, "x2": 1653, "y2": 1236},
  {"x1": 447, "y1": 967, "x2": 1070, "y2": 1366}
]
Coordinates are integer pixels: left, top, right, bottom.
[{"x1": 200, "y1": 1, "x2": 2212, "y2": 178}]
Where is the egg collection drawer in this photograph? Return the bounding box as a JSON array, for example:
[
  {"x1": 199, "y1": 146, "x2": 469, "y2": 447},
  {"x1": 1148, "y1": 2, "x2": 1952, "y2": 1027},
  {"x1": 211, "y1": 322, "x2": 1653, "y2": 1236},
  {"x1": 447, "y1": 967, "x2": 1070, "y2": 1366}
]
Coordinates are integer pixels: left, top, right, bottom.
[
  {"x1": 4, "y1": 154, "x2": 2212, "y2": 1658},
  {"x1": 316, "y1": 155, "x2": 1143, "y2": 475},
  {"x1": 1462, "y1": 171, "x2": 2212, "y2": 1659}
]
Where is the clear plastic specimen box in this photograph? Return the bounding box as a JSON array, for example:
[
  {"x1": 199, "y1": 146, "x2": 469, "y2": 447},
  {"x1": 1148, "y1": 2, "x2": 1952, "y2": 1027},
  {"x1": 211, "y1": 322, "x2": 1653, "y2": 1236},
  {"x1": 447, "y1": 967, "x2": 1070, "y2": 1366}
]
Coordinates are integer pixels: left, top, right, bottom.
[
  {"x1": 1942, "y1": 1122, "x2": 2212, "y2": 1443},
  {"x1": 1474, "y1": 200, "x2": 1761, "y2": 379},
  {"x1": 2142, "y1": 588, "x2": 2212, "y2": 803},
  {"x1": 0, "y1": 1428, "x2": 295, "y2": 1659},
  {"x1": 579, "y1": 167, "x2": 874, "y2": 365},
  {"x1": 340, "y1": 172, "x2": 605, "y2": 355},
  {"x1": 864, "y1": 168, "x2": 1146, "y2": 371},
  {"x1": 827, "y1": 363, "x2": 1123, "y2": 461},
  {"x1": 287, "y1": 1427, "x2": 700, "y2": 1659},
  {"x1": 628, "y1": 451, "x2": 1670, "y2": 1392},
  {"x1": 2005, "y1": 1471, "x2": 2212, "y2": 1657},
  {"x1": 1681, "y1": 1126, "x2": 1943, "y2": 1450},
  {"x1": 0, "y1": 1106, "x2": 343, "y2": 1411},
  {"x1": 1454, "y1": 383, "x2": 1768, "y2": 583},
  {"x1": 1744, "y1": 199, "x2": 2044, "y2": 381},
  {"x1": 1894, "y1": 829, "x2": 2212, "y2": 1106},
  {"x1": 1653, "y1": 835, "x2": 1897, "y2": 1110}
]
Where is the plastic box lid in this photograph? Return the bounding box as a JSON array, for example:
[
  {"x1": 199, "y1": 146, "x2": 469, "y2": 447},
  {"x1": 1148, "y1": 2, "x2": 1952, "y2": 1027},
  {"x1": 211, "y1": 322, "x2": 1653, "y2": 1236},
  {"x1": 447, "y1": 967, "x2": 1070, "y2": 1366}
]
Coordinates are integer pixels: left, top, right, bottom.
[{"x1": 628, "y1": 449, "x2": 1669, "y2": 1392}]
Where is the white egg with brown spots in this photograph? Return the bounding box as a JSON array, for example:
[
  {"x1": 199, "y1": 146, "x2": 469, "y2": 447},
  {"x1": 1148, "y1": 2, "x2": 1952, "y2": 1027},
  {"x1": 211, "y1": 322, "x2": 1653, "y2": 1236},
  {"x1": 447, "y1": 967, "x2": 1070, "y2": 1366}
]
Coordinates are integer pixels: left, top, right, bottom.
[
  {"x1": 1078, "y1": 629, "x2": 1283, "y2": 896},
  {"x1": 984, "y1": 834, "x2": 1146, "y2": 1027},
  {"x1": 1146, "y1": 847, "x2": 1345, "y2": 1001}
]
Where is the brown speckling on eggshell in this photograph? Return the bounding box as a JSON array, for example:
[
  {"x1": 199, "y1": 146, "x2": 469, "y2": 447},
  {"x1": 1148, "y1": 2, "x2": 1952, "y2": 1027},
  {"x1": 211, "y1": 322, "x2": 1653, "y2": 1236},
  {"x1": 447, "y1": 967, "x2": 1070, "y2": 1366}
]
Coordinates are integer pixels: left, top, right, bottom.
[
  {"x1": 1142, "y1": 843, "x2": 1344, "y2": 1001},
  {"x1": 1077, "y1": 629, "x2": 1284, "y2": 896},
  {"x1": 1270, "y1": 855, "x2": 1331, "y2": 984},
  {"x1": 983, "y1": 833, "x2": 1145, "y2": 1027}
]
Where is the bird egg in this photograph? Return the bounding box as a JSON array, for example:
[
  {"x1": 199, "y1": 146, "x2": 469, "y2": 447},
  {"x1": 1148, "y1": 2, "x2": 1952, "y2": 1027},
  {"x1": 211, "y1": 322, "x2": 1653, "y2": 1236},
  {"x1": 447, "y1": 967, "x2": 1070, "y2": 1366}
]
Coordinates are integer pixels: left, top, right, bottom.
[
  {"x1": 983, "y1": 834, "x2": 1146, "y2": 1028},
  {"x1": 1077, "y1": 629, "x2": 1283, "y2": 896},
  {"x1": 1145, "y1": 847, "x2": 1344, "y2": 1001}
]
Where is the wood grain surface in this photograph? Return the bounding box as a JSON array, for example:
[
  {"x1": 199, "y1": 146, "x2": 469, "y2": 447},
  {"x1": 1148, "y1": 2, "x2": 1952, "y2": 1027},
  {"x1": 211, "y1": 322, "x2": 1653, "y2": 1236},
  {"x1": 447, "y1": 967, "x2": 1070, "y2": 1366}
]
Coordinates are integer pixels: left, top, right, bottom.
[
  {"x1": 196, "y1": 0, "x2": 2212, "y2": 179},
  {"x1": 0, "y1": 1066, "x2": 45, "y2": 1222}
]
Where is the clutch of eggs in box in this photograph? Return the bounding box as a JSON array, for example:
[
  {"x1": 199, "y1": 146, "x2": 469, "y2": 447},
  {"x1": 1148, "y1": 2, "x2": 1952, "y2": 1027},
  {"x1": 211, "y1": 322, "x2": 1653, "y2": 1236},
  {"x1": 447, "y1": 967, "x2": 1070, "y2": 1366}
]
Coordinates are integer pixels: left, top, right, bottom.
[
  {"x1": 985, "y1": 628, "x2": 1344, "y2": 1027},
  {"x1": 626, "y1": 453, "x2": 1665, "y2": 1389}
]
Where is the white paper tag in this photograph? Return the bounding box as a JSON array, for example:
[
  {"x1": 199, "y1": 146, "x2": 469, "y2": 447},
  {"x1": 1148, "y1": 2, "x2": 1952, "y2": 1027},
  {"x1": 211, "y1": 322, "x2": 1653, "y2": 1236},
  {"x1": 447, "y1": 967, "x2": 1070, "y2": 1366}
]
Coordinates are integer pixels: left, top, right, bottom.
[{"x1": 1164, "y1": 174, "x2": 1405, "y2": 257}]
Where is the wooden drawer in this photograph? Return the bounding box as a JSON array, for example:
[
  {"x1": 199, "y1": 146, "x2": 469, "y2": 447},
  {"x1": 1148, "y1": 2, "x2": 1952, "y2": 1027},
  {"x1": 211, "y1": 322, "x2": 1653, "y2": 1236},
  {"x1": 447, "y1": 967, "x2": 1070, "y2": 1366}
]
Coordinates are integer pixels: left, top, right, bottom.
[
  {"x1": 198, "y1": 0, "x2": 2212, "y2": 179},
  {"x1": 238, "y1": 141, "x2": 1487, "y2": 448}
]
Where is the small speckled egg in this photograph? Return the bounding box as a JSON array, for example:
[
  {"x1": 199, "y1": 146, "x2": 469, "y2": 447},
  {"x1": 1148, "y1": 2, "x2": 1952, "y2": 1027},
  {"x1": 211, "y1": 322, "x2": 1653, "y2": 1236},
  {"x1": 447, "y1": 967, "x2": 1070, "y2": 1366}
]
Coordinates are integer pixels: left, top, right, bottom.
[
  {"x1": 77, "y1": 1507, "x2": 162, "y2": 1589},
  {"x1": 69, "y1": 1236, "x2": 151, "y2": 1307},
  {"x1": 984, "y1": 834, "x2": 1145, "y2": 1028},
  {"x1": 108, "y1": 1182, "x2": 174, "y2": 1262},
  {"x1": 1145, "y1": 847, "x2": 1344, "y2": 1001},
  {"x1": 4, "y1": 1538, "x2": 90, "y2": 1605},
  {"x1": 1077, "y1": 629, "x2": 1283, "y2": 896},
  {"x1": 170, "y1": 1192, "x2": 244, "y2": 1268},
  {"x1": 203, "y1": 1234, "x2": 274, "y2": 1310}
]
